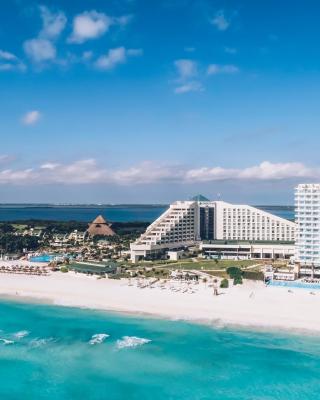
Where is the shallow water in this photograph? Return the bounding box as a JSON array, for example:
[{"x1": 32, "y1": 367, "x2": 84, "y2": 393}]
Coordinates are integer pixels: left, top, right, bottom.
[{"x1": 0, "y1": 300, "x2": 319, "y2": 399}]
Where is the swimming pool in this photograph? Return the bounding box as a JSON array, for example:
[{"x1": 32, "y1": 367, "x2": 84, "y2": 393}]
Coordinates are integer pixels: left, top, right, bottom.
[
  {"x1": 29, "y1": 255, "x2": 56, "y2": 263},
  {"x1": 268, "y1": 280, "x2": 320, "y2": 290}
]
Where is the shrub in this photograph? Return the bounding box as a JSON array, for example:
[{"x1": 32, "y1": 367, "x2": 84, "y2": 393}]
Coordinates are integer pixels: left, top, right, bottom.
[
  {"x1": 60, "y1": 266, "x2": 69, "y2": 273},
  {"x1": 243, "y1": 271, "x2": 264, "y2": 281},
  {"x1": 108, "y1": 274, "x2": 121, "y2": 280},
  {"x1": 220, "y1": 278, "x2": 229, "y2": 288},
  {"x1": 233, "y1": 276, "x2": 243, "y2": 285},
  {"x1": 226, "y1": 266, "x2": 243, "y2": 279}
]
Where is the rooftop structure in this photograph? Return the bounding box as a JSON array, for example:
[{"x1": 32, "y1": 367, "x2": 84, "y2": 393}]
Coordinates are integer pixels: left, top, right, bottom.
[{"x1": 87, "y1": 215, "x2": 115, "y2": 237}]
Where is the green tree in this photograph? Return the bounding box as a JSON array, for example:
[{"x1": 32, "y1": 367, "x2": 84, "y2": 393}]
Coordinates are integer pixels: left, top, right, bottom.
[
  {"x1": 226, "y1": 266, "x2": 243, "y2": 279},
  {"x1": 220, "y1": 278, "x2": 229, "y2": 288}
]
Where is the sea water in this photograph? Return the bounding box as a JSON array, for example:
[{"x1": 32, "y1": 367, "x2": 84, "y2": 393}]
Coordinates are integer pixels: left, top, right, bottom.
[
  {"x1": 0, "y1": 299, "x2": 319, "y2": 400},
  {"x1": 0, "y1": 205, "x2": 293, "y2": 222}
]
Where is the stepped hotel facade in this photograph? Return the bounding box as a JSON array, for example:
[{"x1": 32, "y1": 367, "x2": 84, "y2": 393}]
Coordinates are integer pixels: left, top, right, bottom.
[{"x1": 130, "y1": 199, "x2": 296, "y2": 263}]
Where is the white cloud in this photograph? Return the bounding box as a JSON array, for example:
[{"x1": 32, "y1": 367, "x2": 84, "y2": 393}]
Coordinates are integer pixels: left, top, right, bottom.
[
  {"x1": 0, "y1": 160, "x2": 316, "y2": 186},
  {"x1": 207, "y1": 64, "x2": 239, "y2": 75},
  {"x1": 39, "y1": 5, "x2": 67, "y2": 39},
  {"x1": 0, "y1": 50, "x2": 17, "y2": 61},
  {"x1": 95, "y1": 47, "x2": 126, "y2": 69},
  {"x1": 68, "y1": 10, "x2": 131, "y2": 44},
  {"x1": 22, "y1": 110, "x2": 41, "y2": 125},
  {"x1": 0, "y1": 169, "x2": 35, "y2": 184},
  {"x1": 44, "y1": 159, "x2": 108, "y2": 184},
  {"x1": 185, "y1": 162, "x2": 316, "y2": 182},
  {"x1": 174, "y1": 81, "x2": 204, "y2": 94},
  {"x1": 0, "y1": 155, "x2": 15, "y2": 164},
  {"x1": 0, "y1": 50, "x2": 26, "y2": 71},
  {"x1": 40, "y1": 163, "x2": 60, "y2": 170},
  {"x1": 210, "y1": 10, "x2": 230, "y2": 31},
  {"x1": 23, "y1": 6, "x2": 66, "y2": 65},
  {"x1": 174, "y1": 59, "x2": 197, "y2": 80},
  {"x1": 23, "y1": 38, "x2": 56, "y2": 63},
  {"x1": 95, "y1": 47, "x2": 142, "y2": 70},
  {"x1": 173, "y1": 59, "x2": 202, "y2": 94}
]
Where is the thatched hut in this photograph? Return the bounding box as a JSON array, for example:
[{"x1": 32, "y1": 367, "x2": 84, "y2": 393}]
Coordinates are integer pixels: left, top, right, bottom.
[{"x1": 87, "y1": 215, "x2": 115, "y2": 237}]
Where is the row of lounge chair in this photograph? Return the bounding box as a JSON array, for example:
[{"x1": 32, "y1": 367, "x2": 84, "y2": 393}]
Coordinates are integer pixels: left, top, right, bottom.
[
  {"x1": 127, "y1": 279, "x2": 199, "y2": 294},
  {"x1": 0, "y1": 265, "x2": 50, "y2": 276}
]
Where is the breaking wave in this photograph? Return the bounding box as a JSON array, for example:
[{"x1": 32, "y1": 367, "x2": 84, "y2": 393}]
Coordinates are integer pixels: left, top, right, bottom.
[
  {"x1": 116, "y1": 336, "x2": 151, "y2": 349},
  {"x1": 0, "y1": 338, "x2": 14, "y2": 345},
  {"x1": 13, "y1": 330, "x2": 30, "y2": 339},
  {"x1": 29, "y1": 337, "x2": 57, "y2": 348},
  {"x1": 89, "y1": 333, "x2": 110, "y2": 345}
]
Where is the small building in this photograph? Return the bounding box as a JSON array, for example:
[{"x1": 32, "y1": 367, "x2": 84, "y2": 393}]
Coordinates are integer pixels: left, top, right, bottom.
[
  {"x1": 87, "y1": 215, "x2": 115, "y2": 237},
  {"x1": 50, "y1": 233, "x2": 69, "y2": 247},
  {"x1": 68, "y1": 230, "x2": 88, "y2": 242},
  {"x1": 167, "y1": 250, "x2": 184, "y2": 261},
  {"x1": 68, "y1": 260, "x2": 118, "y2": 275},
  {"x1": 23, "y1": 227, "x2": 43, "y2": 237}
]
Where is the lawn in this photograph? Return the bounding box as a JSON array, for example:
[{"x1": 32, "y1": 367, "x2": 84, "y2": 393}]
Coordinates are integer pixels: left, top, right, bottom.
[{"x1": 145, "y1": 259, "x2": 260, "y2": 270}]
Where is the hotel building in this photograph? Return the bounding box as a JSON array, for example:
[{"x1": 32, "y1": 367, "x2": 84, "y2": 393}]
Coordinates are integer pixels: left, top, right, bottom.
[
  {"x1": 130, "y1": 199, "x2": 296, "y2": 263},
  {"x1": 295, "y1": 184, "x2": 320, "y2": 273}
]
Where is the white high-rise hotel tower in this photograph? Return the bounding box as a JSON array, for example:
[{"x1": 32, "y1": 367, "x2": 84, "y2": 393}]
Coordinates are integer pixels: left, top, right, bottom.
[{"x1": 295, "y1": 184, "x2": 320, "y2": 270}]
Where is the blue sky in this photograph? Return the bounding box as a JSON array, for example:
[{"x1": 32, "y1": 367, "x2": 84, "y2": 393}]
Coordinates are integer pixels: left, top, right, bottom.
[{"x1": 1, "y1": 0, "x2": 320, "y2": 204}]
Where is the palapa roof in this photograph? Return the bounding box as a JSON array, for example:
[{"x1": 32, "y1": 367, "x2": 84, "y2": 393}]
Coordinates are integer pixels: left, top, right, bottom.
[
  {"x1": 87, "y1": 215, "x2": 115, "y2": 237},
  {"x1": 92, "y1": 215, "x2": 108, "y2": 224}
]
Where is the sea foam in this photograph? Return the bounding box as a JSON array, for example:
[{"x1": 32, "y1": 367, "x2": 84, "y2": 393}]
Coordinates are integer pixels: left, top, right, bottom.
[
  {"x1": 89, "y1": 333, "x2": 110, "y2": 345},
  {"x1": 0, "y1": 338, "x2": 14, "y2": 345},
  {"x1": 116, "y1": 336, "x2": 151, "y2": 349},
  {"x1": 29, "y1": 337, "x2": 57, "y2": 348},
  {"x1": 13, "y1": 330, "x2": 30, "y2": 339}
]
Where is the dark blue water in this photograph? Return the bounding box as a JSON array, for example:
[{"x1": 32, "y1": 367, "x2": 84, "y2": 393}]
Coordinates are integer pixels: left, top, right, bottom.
[
  {"x1": 0, "y1": 205, "x2": 167, "y2": 222},
  {"x1": 0, "y1": 205, "x2": 294, "y2": 222},
  {"x1": 0, "y1": 299, "x2": 319, "y2": 400}
]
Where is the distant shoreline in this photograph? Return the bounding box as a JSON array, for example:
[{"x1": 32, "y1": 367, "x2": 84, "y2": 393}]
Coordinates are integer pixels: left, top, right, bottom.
[
  {"x1": 0, "y1": 203, "x2": 294, "y2": 208},
  {"x1": 0, "y1": 204, "x2": 169, "y2": 209}
]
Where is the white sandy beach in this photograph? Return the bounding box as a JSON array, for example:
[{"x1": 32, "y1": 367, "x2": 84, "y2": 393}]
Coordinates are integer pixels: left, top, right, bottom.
[{"x1": 0, "y1": 272, "x2": 319, "y2": 333}]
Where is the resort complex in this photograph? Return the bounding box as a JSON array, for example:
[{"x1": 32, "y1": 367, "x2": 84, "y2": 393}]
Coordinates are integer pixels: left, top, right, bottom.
[
  {"x1": 3, "y1": 185, "x2": 320, "y2": 283},
  {"x1": 130, "y1": 199, "x2": 296, "y2": 263},
  {"x1": 1, "y1": 187, "x2": 320, "y2": 337}
]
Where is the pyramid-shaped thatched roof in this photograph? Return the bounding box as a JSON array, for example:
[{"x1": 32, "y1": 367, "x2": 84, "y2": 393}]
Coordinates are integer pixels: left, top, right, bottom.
[
  {"x1": 87, "y1": 215, "x2": 115, "y2": 237},
  {"x1": 92, "y1": 215, "x2": 108, "y2": 224}
]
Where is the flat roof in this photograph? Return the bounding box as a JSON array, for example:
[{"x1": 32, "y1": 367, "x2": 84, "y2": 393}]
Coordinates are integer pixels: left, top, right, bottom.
[
  {"x1": 202, "y1": 240, "x2": 294, "y2": 245},
  {"x1": 68, "y1": 261, "x2": 117, "y2": 273}
]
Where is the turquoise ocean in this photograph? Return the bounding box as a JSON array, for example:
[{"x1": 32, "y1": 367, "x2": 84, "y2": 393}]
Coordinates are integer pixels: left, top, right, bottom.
[{"x1": 0, "y1": 299, "x2": 320, "y2": 399}]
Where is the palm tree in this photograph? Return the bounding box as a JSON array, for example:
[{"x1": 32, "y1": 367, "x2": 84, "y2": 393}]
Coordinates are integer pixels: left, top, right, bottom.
[{"x1": 202, "y1": 277, "x2": 208, "y2": 288}]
